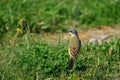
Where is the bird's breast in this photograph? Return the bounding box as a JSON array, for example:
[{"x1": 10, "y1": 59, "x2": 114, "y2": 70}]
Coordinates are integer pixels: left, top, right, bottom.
[{"x1": 69, "y1": 36, "x2": 80, "y2": 48}]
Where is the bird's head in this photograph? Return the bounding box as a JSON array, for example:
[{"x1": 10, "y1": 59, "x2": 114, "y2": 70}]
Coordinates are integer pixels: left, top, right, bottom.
[{"x1": 68, "y1": 29, "x2": 78, "y2": 37}]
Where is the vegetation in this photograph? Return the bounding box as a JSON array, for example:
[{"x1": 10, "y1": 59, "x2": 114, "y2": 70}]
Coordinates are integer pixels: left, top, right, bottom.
[
  {"x1": 0, "y1": 0, "x2": 120, "y2": 79},
  {"x1": 0, "y1": 0, "x2": 120, "y2": 35},
  {"x1": 0, "y1": 31, "x2": 120, "y2": 79}
]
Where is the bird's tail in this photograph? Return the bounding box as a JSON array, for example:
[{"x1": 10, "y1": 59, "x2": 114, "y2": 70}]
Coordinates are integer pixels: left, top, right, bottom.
[{"x1": 68, "y1": 57, "x2": 74, "y2": 70}]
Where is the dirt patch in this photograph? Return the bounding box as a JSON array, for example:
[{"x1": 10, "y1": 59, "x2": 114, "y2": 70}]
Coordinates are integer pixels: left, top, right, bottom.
[
  {"x1": 42, "y1": 26, "x2": 120, "y2": 44},
  {"x1": 79, "y1": 26, "x2": 120, "y2": 43}
]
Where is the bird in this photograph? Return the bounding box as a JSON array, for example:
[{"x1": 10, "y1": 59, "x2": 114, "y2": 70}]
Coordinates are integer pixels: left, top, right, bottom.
[{"x1": 68, "y1": 29, "x2": 81, "y2": 70}]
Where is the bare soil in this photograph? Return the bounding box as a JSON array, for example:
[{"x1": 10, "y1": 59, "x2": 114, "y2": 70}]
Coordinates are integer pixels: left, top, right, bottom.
[{"x1": 42, "y1": 26, "x2": 120, "y2": 44}]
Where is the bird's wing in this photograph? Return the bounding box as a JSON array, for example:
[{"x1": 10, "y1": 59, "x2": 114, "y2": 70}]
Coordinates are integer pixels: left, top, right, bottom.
[{"x1": 69, "y1": 47, "x2": 79, "y2": 58}]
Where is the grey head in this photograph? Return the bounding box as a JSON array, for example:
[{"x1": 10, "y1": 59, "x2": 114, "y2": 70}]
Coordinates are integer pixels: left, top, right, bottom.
[{"x1": 68, "y1": 29, "x2": 78, "y2": 36}]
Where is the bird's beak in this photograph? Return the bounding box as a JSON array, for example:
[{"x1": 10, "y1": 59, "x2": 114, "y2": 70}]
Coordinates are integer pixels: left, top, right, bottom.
[{"x1": 67, "y1": 29, "x2": 72, "y2": 33}]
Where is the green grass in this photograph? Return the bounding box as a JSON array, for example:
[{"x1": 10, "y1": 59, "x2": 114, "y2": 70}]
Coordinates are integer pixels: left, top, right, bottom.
[
  {"x1": 0, "y1": 0, "x2": 120, "y2": 36},
  {"x1": 0, "y1": 0, "x2": 120, "y2": 79},
  {"x1": 0, "y1": 33, "x2": 120, "y2": 80}
]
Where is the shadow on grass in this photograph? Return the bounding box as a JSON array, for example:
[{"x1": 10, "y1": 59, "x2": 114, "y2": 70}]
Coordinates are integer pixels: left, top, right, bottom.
[{"x1": 75, "y1": 65, "x2": 88, "y2": 71}]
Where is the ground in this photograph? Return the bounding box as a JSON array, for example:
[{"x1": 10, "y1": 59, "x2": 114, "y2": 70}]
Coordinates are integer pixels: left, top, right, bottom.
[{"x1": 42, "y1": 25, "x2": 120, "y2": 44}]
